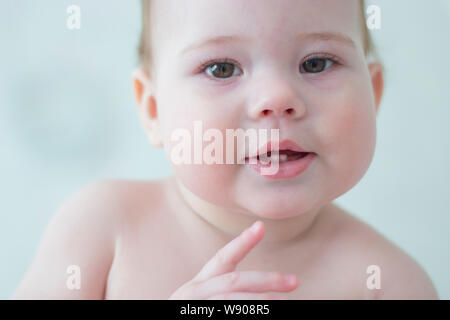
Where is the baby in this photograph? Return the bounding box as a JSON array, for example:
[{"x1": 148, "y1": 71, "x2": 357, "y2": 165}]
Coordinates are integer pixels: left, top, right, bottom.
[{"x1": 13, "y1": 0, "x2": 438, "y2": 299}]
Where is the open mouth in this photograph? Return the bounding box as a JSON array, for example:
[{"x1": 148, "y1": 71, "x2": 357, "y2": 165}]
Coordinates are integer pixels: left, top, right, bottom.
[{"x1": 246, "y1": 150, "x2": 310, "y2": 164}]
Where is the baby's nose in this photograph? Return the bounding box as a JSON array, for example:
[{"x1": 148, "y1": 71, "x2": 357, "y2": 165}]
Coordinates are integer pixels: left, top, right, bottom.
[
  {"x1": 248, "y1": 100, "x2": 305, "y2": 120},
  {"x1": 247, "y1": 80, "x2": 306, "y2": 120},
  {"x1": 254, "y1": 105, "x2": 296, "y2": 118}
]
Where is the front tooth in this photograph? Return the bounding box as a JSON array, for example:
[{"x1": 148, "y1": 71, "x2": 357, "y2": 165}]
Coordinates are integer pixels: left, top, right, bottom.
[
  {"x1": 259, "y1": 154, "x2": 270, "y2": 164},
  {"x1": 270, "y1": 154, "x2": 280, "y2": 162},
  {"x1": 260, "y1": 153, "x2": 286, "y2": 164}
]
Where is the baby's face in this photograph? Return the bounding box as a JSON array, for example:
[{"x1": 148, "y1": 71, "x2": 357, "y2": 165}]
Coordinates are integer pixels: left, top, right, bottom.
[{"x1": 145, "y1": 0, "x2": 382, "y2": 218}]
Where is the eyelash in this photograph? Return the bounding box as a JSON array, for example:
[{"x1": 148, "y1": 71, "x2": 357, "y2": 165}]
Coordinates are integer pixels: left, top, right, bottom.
[
  {"x1": 197, "y1": 57, "x2": 240, "y2": 75},
  {"x1": 301, "y1": 53, "x2": 342, "y2": 72},
  {"x1": 196, "y1": 53, "x2": 342, "y2": 79}
]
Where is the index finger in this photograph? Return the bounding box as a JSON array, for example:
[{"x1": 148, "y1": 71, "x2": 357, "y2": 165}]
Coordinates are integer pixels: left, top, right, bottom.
[{"x1": 193, "y1": 220, "x2": 265, "y2": 282}]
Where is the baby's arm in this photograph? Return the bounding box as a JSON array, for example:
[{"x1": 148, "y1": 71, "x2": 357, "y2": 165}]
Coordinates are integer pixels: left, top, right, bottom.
[{"x1": 11, "y1": 181, "x2": 121, "y2": 299}]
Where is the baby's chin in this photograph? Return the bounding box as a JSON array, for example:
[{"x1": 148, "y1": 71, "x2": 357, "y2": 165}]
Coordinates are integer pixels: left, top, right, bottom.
[
  {"x1": 234, "y1": 193, "x2": 316, "y2": 220},
  {"x1": 172, "y1": 164, "x2": 321, "y2": 219},
  {"x1": 189, "y1": 184, "x2": 314, "y2": 220}
]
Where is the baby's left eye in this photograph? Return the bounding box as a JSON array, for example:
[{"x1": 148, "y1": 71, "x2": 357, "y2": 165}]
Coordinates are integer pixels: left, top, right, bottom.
[{"x1": 300, "y1": 58, "x2": 335, "y2": 74}]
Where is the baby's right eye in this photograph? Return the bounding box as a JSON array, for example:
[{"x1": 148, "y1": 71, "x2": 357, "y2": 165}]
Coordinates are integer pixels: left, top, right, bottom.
[{"x1": 201, "y1": 59, "x2": 242, "y2": 79}]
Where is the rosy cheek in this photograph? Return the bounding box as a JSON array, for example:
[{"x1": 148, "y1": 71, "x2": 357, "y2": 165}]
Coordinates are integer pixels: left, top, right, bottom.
[
  {"x1": 316, "y1": 83, "x2": 376, "y2": 167},
  {"x1": 161, "y1": 120, "x2": 239, "y2": 206}
]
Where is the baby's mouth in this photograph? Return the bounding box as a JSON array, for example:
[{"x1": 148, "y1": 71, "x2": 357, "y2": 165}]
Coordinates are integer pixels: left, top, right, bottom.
[{"x1": 245, "y1": 150, "x2": 310, "y2": 164}]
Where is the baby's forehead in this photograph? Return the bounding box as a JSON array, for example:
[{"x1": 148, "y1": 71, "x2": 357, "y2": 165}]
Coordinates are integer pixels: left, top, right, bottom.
[{"x1": 151, "y1": 0, "x2": 363, "y2": 53}]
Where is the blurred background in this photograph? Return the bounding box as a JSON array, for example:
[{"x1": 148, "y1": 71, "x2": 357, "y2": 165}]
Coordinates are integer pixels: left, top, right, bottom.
[{"x1": 0, "y1": 0, "x2": 449, "y2": 299}]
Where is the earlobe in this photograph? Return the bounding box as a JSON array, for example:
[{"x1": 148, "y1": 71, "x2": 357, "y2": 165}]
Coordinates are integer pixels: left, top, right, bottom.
[
  {"x1": 147, "y1": 122, "x2": 164, "y2": 148},
  {"x1": 132, "y1": 68, "x2": 163, "y2": 148},
  {"x1": 368, "y1": 62, "x2": 384, "y2": 115}
]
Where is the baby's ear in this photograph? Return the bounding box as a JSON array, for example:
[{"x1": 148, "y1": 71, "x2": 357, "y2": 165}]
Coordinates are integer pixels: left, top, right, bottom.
[
  {"x1": 368, "y1": 62, "x2": 384, "y2": 116},
  {"x1": 132, "y1": 68, "x2": 163, "y2": 148}
]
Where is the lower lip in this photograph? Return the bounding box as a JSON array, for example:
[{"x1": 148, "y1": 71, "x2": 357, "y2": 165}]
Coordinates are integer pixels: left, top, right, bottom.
[{"x1": 245, "y1": 152, "x2": 316, "y2": 180}]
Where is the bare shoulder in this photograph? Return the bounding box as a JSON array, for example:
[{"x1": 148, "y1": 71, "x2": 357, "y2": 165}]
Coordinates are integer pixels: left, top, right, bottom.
[
  {"x1": 11, "y1": 178, "x2": 166, "y2": 299},
  {"x1": 323, "y1": 204, "x2": 439, "y2": 300}
]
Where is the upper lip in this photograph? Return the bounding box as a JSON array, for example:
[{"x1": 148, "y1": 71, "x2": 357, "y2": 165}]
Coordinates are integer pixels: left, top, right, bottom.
[{"x1": 245, "y1": 139, "x2": 311, "y2": 159}]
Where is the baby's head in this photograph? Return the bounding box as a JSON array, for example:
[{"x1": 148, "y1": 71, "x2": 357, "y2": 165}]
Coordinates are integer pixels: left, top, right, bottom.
[{"x1": 133, "y1": 0, "x2": 383, "y2": 219}]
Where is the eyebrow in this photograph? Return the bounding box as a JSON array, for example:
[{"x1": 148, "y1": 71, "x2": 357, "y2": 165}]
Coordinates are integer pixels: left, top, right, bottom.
[{"x1": 180, "y1": 32, "x2": 356, "y2": 55}]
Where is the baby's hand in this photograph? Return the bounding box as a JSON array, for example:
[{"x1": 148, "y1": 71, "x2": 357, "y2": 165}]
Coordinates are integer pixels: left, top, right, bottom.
[{"x1": 168, "y1": 221, "x2": 299, "y2": 300}]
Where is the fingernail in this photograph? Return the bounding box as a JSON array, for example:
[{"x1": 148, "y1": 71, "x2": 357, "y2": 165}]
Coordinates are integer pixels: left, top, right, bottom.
[{"x1": 249, "y1": 221, "x2": 260, "y2": 234}]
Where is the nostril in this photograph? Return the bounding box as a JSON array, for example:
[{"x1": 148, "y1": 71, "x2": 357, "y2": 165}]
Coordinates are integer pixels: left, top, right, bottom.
[
  {"x1": 262, "y1": 109, "x2": 271, "y2": 116},
  {"x1": 286, "y1": 108, "x2": 295, "y2": 115}
]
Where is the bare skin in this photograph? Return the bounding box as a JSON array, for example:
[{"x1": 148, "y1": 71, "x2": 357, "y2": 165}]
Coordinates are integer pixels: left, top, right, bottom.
[
  {"x1": 12, "y1": 177, "x2": 438, "y2": 299},
  {"x1": 10, "y1": 0, "x2": 439, "y2": 301}
]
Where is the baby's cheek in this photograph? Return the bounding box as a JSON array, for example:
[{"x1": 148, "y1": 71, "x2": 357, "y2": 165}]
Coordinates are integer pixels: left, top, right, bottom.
[
  {"x1": 155, "y1": 87, "x2": 241, "y2": 206},
  {"x1": 172, "y1": 161, "x2": 237, "y2": 207},
  {"x1": 318, "y1": 85, "x2": 376, "y2": 191},
  {"x1": 161, "y1": 123, "x2": 239, "y2": 207}
]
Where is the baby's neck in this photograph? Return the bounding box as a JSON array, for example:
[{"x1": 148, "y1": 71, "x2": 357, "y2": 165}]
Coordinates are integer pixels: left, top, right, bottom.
[{"x1": 170, "y1": 176, "x2": 329, "y2": 247}]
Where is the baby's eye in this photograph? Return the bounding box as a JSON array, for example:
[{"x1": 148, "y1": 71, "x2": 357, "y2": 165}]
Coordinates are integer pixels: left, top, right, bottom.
[
  {"x1": 204, "y1": 62, "x2": 241, "y2": 79},
  {"x1": 300, "y1": 58, "x2": 335, "y2": 74}
]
